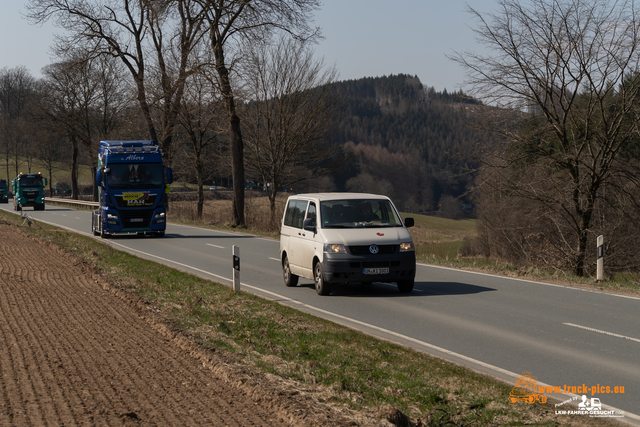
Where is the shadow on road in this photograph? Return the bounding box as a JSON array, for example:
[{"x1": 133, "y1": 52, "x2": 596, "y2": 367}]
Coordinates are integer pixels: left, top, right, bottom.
[{"x1": 295, "y1": 281, "x2": 496, "y2": 297}]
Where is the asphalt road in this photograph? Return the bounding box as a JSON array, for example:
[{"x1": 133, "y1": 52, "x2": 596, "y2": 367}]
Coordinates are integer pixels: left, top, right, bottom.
[{"x1": 2, "y1": 201, "x2": 639, "y2": 423}]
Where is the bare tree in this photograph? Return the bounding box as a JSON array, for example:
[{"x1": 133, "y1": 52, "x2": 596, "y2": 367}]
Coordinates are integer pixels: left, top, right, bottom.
[
  {"x1": 242, "y1": 36, "x2": 337, "y2": 230},
  {"x1": 195, "y1": 0, "x2": 321, "y2": 227},
  {"x1": 84, "y1": 55, "x2": 131, "y2": 200},
  {"x1": 0, "y1": 67, "x2": 36, "y2": 181},
  {"x1": 452, "y1": 0, "x2": 640, "y2": 276},
  {"x1": 26, "y1": 0, "x2": 206, "y2": 166},
  {"x1": 177, "y1": 71, "x2": 225, "y2": 219}
]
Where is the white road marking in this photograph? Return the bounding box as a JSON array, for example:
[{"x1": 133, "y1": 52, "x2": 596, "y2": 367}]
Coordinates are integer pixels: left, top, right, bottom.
[
  {"x1": 206, "y1": 243, "x2": 225, "y2": 249},
  {"x1": 269, "y1": 257, "x2": 280, "y2": 262},
  {"x1": 564, "y1": 323, "x2": 640, "y2": 343}
]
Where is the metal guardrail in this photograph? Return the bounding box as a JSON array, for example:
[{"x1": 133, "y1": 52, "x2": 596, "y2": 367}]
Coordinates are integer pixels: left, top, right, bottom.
[{"x1": 47, "y1": 197, "x2": 99, "y2": 209}]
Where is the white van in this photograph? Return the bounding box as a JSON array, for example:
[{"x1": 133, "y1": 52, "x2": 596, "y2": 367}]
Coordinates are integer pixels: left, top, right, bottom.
[{"x1": 279, "y1": 193, "x2": 416, "y2": 295}]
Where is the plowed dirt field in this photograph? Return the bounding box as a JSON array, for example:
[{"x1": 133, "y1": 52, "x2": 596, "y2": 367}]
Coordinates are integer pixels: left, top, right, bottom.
[{"x1": 0, "y1": 223, "x2": 387, "y2": 427}]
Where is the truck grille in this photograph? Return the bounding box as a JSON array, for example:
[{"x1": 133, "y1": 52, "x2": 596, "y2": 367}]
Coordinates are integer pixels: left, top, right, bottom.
[
  {"x1": 119, "y1": 210, "x2": 153, "y2": 228},
  {"x1": 349, "y1": 245, "x2": 397, "y2": 255},
  {"x1": 23, "y1": 190, "x2": 39, "y2": 198}
]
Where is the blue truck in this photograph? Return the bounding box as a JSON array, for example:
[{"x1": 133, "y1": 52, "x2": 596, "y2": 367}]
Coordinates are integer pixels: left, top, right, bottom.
[{"x1": 92, "y1": 140, "x2": 173, "y2": 238}]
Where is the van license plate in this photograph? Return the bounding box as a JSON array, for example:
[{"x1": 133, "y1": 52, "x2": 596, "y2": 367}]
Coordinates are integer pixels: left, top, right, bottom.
[{"x1": 363, "y1": 267, "x2": 389, "y2": 275}]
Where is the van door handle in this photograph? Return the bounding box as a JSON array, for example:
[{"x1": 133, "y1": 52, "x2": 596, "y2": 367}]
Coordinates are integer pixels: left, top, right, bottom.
[{"x1": 299, "y1": 232, "x2": 305, "y2": 236}]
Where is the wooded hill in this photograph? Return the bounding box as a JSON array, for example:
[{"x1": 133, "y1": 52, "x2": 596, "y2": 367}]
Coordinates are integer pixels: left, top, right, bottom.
[{"x1": 325, "y1": 74, "x2": 488, "y2": 215}]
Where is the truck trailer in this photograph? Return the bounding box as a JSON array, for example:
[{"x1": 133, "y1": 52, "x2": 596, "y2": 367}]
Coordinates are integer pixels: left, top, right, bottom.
[
  {"x1": 12, "y1": 172, "x2": 47, "y2": 211},
  {"x1": 92, "y1": 140, "x2": 173, "y2": 238}
]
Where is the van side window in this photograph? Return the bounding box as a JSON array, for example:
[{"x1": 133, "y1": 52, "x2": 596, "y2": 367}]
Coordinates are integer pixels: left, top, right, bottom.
[
  {"x1": 307, "y1": 202, "x2": 316, "y2": 224},
  {"x1": 284, "y1": 199, "x2": 308, "y2": 229}
]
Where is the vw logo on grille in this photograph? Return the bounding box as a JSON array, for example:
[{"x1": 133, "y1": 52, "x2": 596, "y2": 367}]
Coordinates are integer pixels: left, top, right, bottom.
[{"x1": 369, "y1": 244, "x2": 379, "y2": 254}]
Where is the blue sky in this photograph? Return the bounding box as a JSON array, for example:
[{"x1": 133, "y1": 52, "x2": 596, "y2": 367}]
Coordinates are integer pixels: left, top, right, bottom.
[{"x1": 1, "y1": 0, "x2": 497, "y2": 92}]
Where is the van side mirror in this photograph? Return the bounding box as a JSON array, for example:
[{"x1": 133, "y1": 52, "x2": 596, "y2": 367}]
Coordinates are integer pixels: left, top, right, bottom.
[
  {"x1": 303, "y1": 218, "x2": 316, "y2": 233},
  {"x1": 166, "y1": 167, "x2": 173, "y2": 184},
  {"x1": 404, "y1": 217, "x2": 414, "y2": 228}
]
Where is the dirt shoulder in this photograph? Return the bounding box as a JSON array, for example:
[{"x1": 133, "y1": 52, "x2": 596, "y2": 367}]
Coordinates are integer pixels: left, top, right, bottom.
[{"x1": 0, "y1": 222, "x2": 387, "y2": 427}]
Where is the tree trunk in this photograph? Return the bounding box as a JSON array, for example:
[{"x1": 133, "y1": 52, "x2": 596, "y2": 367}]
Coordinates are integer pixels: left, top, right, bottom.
[
  {"x1": 269, "y1": 192, "x2": 278, "y2": 232},
  {"x1": 214, "y1": 46, "x2": 245, "y2": 227},
  {"x1": 71, "y1": 136, "x2": 79, "y2": 200},
  {"x1": 196, "y1": 156, "x2": 204, "y2": 220}
]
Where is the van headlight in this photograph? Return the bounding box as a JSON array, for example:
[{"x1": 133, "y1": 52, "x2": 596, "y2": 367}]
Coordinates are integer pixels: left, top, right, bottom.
[
  {"x1": 399, "y1": 242, "x2": 414, "y2": 252},
  {"x1": 324, "y1": 244, "x2": 347, "y2": 254}
]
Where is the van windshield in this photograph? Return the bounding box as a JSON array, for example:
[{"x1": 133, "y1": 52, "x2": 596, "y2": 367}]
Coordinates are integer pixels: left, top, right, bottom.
[{"x1": 320, "y1": 199, "x2": 404, "y2": 228}]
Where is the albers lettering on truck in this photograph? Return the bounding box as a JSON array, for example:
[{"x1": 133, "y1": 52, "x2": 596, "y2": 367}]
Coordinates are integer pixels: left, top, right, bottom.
[
  {"x1": 12, "y1": 172, "x2": 47, "y2": 211},
  {"x1": 92, "y1": 140, "x2": 173, "y2": 238}
]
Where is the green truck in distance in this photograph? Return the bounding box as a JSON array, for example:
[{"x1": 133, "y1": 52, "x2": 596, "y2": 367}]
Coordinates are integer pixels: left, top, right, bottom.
[
  {"x1": 0, "y1": 179, "x2": 8, "y2": 203},
  {"x1": 12, "y1": 172, "x2": 47, "y2": 211}
]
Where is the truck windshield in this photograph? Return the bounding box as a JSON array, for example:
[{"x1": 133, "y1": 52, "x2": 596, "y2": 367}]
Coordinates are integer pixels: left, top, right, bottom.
[
  {"x1": 0, "y1": 181, "x2": 6, "y2": 189},
  {"x1": 107, "y1": 163, "x2": 164, "y2": 189},
  {"x1": 320, "y1": 199, "x2": 404, "y2": 228},
  {"x1": 18, "y1": 177, "x2": 43, "y2": 187}
]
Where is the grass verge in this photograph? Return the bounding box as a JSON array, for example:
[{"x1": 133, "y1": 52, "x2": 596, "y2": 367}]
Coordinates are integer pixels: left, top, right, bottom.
[{"x1": 0, "y1": 208, "x2": 622, "y2": 427}]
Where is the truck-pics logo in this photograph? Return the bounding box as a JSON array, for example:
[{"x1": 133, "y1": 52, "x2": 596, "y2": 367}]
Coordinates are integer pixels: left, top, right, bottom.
[
  {"x1": 509, "y1": 372, "x2": 547, "y2": 404},
  {"x1": 509, "y1": 371, "x2": 626, "y2": 419}
]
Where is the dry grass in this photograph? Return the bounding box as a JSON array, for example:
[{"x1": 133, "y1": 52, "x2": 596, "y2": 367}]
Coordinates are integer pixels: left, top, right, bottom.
[{"x1": 169, "y1": 192, "x2": 288, "y2": 235}]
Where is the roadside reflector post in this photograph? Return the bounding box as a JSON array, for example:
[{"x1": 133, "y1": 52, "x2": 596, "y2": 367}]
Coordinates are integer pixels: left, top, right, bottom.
[
  {"x1": 596, "y1": 235, "x2": 604, "y2": 282},
  {"x1": 232, "y1": 245, "x2": 240, "y2": 292}
]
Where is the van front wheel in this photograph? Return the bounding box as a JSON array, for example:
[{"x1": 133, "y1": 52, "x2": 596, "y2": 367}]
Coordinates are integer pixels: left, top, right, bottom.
[
  {"x1": 283, "y1": 255, "x2": 298, "y2": 287},
  {"x1": 397, "y1": 280, "x2": 414, "y2": 293},
  {"x1": 314, "y1": 261, "x2": 331, "y2": 296}
]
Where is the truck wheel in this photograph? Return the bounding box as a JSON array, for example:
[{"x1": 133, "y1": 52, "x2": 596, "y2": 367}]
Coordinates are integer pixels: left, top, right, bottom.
[
  {"x1": 283, "y1": 255, "x2": 298, "y2": 287},
  {"x1": 16, "y1": 203, "x2": 21, "y2": 211},
  {"x1": 397, "y1": 280, "x2": 414, "y2": 293},
  {"x1": 100, "y1": 227, "x2": 109, "y2": 239},
  {"x1": 314, "y1": 261, "x2": 331, "y2": 296}
]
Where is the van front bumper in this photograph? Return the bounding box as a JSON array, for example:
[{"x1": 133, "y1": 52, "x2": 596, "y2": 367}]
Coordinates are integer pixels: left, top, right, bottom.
[{"x1": 322, "y1": 251, "x2": 416, "y2": 284}]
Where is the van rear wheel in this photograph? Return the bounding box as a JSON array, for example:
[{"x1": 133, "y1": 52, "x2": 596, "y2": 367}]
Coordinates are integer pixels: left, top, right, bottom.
[
  {"x1": 314, "y1": 261, "x2": 331, "y2": 296},
  {"x1": 283, "y1": 255, "x2": 298, "y2": 287}
]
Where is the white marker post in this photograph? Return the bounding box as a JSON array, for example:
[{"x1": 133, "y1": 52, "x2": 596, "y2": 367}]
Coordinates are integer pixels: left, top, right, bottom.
[
  {"x1": 232, "y1": 245, "x2": 240, "y2": 292},
  {"x1": 596, "y1": 235, "x2": 604, "y2": 282}
]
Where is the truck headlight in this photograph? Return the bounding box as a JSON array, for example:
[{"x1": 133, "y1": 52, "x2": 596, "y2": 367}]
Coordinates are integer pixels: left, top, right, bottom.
[
  {"x1": 154, "y1": 212, "x2": 166, "y2": 223},
  {"x1": 399, "y1": 242, "x2": 414, "y2": 252},
  {"x1": 324, "y1": 244, "x2": 347, "y2": 254},
  {"x1": 107, "y1": 213, "x2": 118, "y2": 220}
]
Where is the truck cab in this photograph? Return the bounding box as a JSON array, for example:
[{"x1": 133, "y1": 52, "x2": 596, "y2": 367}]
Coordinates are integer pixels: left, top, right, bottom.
[
  {"x1": 11, "y1": 172, "x2": 47, "y2": 211},
  {"x1": 0, "y1": 179, "x2": 8, "y2": 203},
  {"x1": 92, "y1": 140, "x2": 172, "y2": 238}
]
